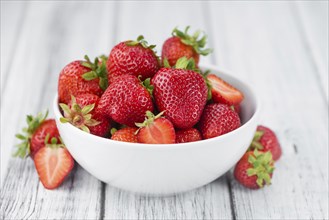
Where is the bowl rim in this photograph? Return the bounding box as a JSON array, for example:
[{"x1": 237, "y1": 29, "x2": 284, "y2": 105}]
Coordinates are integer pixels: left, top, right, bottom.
[{"x1": 53, "y1": 64, "x2": 261, "y2": 150}]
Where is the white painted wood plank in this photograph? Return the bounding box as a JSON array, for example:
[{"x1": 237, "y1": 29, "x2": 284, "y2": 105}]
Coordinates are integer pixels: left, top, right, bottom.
[
  {"x1": 114, "y1": 1, "x2": 214, "y2": 65},
  {"x1": 208, "y1": 1, "x2": 328, "y2": 219},
  {"x1": 294, "y1": 1, "x2": 328, "y2": 100},
  {"x1": 1, "y1": 1, "x2": 117, "y2": 219},
  {"x1": 105, "y1": 178, "x2": 232, "y2": 220},
  {"x1": 0, "y1": 159, "x2": 102, "y2": 220},
  {"x1": 104, "y1": 2, "x2": 232, "y2": 220},
  {"x1": 1, "y1": 1, "x2": 27, "y2": 93}
]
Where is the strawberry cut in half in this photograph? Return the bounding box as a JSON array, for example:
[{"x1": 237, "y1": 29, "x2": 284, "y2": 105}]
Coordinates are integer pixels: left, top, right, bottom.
[
  {"x1": 207, "y1": 74, "x2": 244, "y2": 105},
  {"x1": 14, "y1": 111, "x2": 61, "y2": 159},
  {"x1": 136, "y1": 111, "x2": 176, "y2": 144},
  {"x1": 34, "y1": 137, "x2": 74, "y2": 190}
]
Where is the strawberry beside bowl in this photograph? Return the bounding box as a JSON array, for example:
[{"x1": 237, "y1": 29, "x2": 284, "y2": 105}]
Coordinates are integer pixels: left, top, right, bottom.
[{"x1": 53, "y1": 64, "x2": 260, "y2": 195}]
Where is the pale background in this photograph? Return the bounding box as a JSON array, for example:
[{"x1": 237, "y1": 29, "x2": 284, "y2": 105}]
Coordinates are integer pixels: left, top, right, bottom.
[{"x1": 1, "y1": 1, "x2": 328, "y2": 219}]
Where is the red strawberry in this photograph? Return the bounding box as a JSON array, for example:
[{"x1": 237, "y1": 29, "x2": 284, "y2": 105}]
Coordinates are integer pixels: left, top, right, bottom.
[
  {"x1": 34, "y1": 139, "x2": 74, "y2": 189},
  {"x1": 234, "y1": 150, "x2": 275, "y2": 189},
  {"x1": 97, "y1": 75, "x2": 154, "y2": 127},
  {"x1": 136, "y1": 111, "x2": 175, "y2": 144},
  {"x1": 59, "y1": 94, "x2": 110, "y2": 137},
  {"x1": 107, "y1": 35, "x2": 160, "y2": 82},
  {"x1": 30, "y1": 119, "x2": 61, "y2": 158},
  {"x1": 249, "y1": 125, "x2": 282, "y2": 161},
  {"x1": 58, "y1": 55, "x2": 108, "y2": 104},
  {"x1": 231, "y1": 104, "x2": 241, "y2": 115},
  {"x1": 198, "y1": 103, "x2": 241, "y2": 139},
  {"x1": 207, "y1": 74, "x2": 244, "y2": 105},
  {"x1": 152, "y1": 57, "x2": 208, "y2": 129},
  {"x1": 111, "y1": 127, "x2": 138, "y2": 143},
  {"x1": 176, "y1": 128, "x2": 202, "y2": 143},
  {"x1": 14, "y1": 111, "x2": 61, "y2": 158},
  {"x1": 161, "y1": 26, "x2": 212, "y2": 66}
]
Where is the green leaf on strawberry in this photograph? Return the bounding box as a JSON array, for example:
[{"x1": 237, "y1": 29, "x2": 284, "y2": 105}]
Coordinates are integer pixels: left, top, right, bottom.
[
  {"x1": 125, "y1": 35, "x2": 156, "y2": 50},
  {"x1": 59, "y1": 95, "x2": 100, "y2": 133},
  {"x1": 14, "y1": 110, "x2": 49, "y2": 158},
  {"x1": 81, "y1": 55, "x2": 108, "y2": 91},
  {"x1": 246, "y1": 149, "x2": 275, "y2": 188},
  {"x1": 174, "y1": 57, "x2": 200, "y2": 72},
  {"x1": 172, "y1": 26, "x2": 212, "y2": 56}
]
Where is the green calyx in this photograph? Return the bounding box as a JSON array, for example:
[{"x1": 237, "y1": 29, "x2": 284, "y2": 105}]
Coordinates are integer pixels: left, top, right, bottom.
[
  {"x1": 247, "y1": 149, "x2": 275, "y2": 188},
  {"x1": 174, "y1": 57, "x2": 200, "y2": 72},
  {"x1": 172, "y1": 26, "x2": 212, "y2": 56},
  {"x1": 141, "y1": 78, "x2": 154, "y2": 97},
  {"x1": 110, "y1": 128, "x2": 118, "y2": 135},
  {"x1": 81, "y1": 55, "x2": 108, "y2": 91},
  {"x1": 59, "y1": 95, "x2": 100, "y2": 133},
  {"x1": 44, "y1": 134, "x2": 65, "y2": 149},
  {"x1": 135, "y1": 111, "x2": 164, "y2": 134},
  {"x1": 14, "y1": 110, "x2": 49, "y2": 158},
  {"x1": 201, "y1": 69, "x2": 212, "y2": 101},
  {"x1": 163, "y1": 58, "x2": 171, "y2": 68},
  {"x1": 249, "y1": 130, "x2": 265, "y2": 150},
  {"x1": 126, "y1": 35, "x2": 157, "y2": 51}
]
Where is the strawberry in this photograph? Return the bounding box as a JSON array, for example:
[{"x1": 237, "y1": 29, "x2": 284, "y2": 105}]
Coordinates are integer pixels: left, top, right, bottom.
[
  {"x1": 249, "y1": 125, "x2": 282, "y2": 161},
  {"x1": 198, "y1": 103, "x2": 241, "y2": 139},
  {"x1": 111, "y1": 127, "x2": 138, "y2": 143},
  {"x1": 14, "y1": 111, "x2": 61, "y2": 158},
  {"x1": 58, "y1": 55, "x2": 108, "y2": 104},
  {"x1": 136, "y1": 111, "x2": 176, "y2": 144},
  {"x1": 207, "y1": 74, "x2": 244, "y2": 105},
  {"x1": 231, "y1": 104, "x2": 241, "y2": 115},
  {"x1": 234, "y1": 150, "x2": 275, "y2": 189},
  {"x1": 107, "y1": 35, "x2": 160, "y2": 82},
  {"x1": 34, "y1": 137, "x2": 74, "y2": 189},
  {"x1": 59, "y1": 94, "x2": 110, "y2": 137},
  {"x1": 97, "y1": 75, "x2": 154, "y2": 127},
  {"x1": 161, "y1": 26, "x2": 212, "y2": 66},
  {"x1": 176, "y1": 128, "x2": 202, "y2": 143},
  {"x1": 152, "y1": 57, "x2": 208, "y2": 129}
]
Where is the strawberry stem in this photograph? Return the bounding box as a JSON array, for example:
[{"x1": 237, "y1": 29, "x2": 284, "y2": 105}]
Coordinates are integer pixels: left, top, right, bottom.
[{"x1": 135, "y1": 111, "x2": 165, "y2": 134}]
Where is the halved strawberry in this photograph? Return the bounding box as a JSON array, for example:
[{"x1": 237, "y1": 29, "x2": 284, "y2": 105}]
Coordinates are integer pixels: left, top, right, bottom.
[
  {"x1": 14, "y1": 111, "x2": 61, "y2": 158},
  {"x1": 34, "y1": 138, "x2": 74, "y2": 190},
  {"x1": 136, "y1": 111, "x2": 176, "y2": 144},
  {"x1": 207, "y1": 74, "x2": 244, "y2": 105}
]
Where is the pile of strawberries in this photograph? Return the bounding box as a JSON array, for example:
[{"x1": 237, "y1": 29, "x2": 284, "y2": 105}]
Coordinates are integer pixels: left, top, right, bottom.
[{"x1": 15, "y1": 26, "x2": 282, "y2": 190}]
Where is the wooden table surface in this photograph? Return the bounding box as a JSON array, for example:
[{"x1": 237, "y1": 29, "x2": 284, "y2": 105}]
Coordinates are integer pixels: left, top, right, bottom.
[{"x1": 1, "y1": 1, "x2": 328, "y2": 219}]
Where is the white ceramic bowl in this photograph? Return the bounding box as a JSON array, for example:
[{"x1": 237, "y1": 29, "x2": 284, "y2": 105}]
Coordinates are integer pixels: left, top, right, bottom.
[{"x1": 53, "y1": 64, "x2": 260, "y2": 195}]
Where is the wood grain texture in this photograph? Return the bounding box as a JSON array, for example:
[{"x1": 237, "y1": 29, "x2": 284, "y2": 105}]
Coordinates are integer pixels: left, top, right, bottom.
[
  {"x1": 1, "y1": 2, "x2": 116, "y2": 219},
  {"x1": 105, "y1": 178, "x2": 232, "y2": 220},
  {"x1": 103, "y1": 2, "x2": 233, "y2": 219},
  {"x1": 294, "y1": 1, "x2": 329, "y2": 101},
  {"x1": 0, "y1": 159, "x2": 102, "y2": 220},
  {"x1": 0, "y1": 1, "x2": 28, "y2": 94},
  {"x1": 1, "y1": 1, "x2": 328, "y2": 219},
  {"x1": 207, "y1": 1, "x2": 328, "y2": 219}
]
